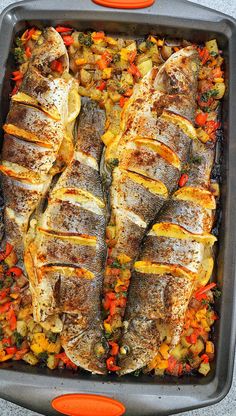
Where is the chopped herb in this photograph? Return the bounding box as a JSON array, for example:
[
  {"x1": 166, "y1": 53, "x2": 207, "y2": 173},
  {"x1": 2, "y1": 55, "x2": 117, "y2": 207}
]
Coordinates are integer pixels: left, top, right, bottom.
[
  {"x1": 190, "y1": 155, "x2": 202, "y2": 165},
  {"x1": 14, "y1": 47, "x2": 25, "y2": 64},
  {"x1": 0, "y1": 280, "x2": 4, "y2": 289},
  {"x1": 201, "y1": 299, "x2": 209, "y2": 305},
  {"x1": 78, "y1": 32, "x2": 93, "y2": 47},
  {"x1": 210, "y1": 51, "x2": 218, "y2": 57},
  {"x1": 133, "y1": 369, "x2": 142, "y2": 376},
  {"x1": 15, "y1": 37, "x2": 22, "y2": 47},
  {"x1": 201, "y1": 89, "x2": 218, "y2": 102},
  {"x1": 185, "y1": 352, "x2": 194, "y2": 366},
  {"x1": 113, "y1": 53, "x2": 120, "y2": 63},
  {"x1": 146, "y1": 40, "x2": 155, "y2": 49},
  {"x1": 202, "y1": 106, "x2": 211, "y2": 113},
  {"x1": 13, "y1": 331, "x2": 24, "y2": 348},
  {"x1": 14, "y1": 38, "x2": 25, "y2": 64},
  {"x1": 213, "y1": 287, "x2": 221, "y2": 299},
  {"x1": 110, "y1": 259, "x2": 122, "y2": 269},
  {"x1": 0, "y1": 326, "x2": 3, "y2": 341},
  {"x1": 47, "y1": 332, "x2": 57, "y2": 343},
  {"x1": 109, "y1": 158, "x2": 119, "y2": 170},
  {"x1": 38, "y1": 351, "x2": 48, "y2": 367}
]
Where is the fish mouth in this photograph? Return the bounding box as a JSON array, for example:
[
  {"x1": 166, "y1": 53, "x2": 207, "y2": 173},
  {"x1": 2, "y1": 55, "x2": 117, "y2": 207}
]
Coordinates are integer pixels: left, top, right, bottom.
[
  {"x1": 61, "y1": 320, "x2": 109, "y2": 375},
  {"x1": 118, "y1": 317, "x2": 160, "y2": 376}
]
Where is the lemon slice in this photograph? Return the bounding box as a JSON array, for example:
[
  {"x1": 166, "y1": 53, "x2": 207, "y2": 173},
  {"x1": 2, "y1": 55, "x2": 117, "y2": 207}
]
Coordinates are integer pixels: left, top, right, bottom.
[
  {"x1": 67, "y1": 87, "x2": 81, "y2": 123},
  {"x1": 152, "y1": 223, "x2": 217, "y2": 245}
]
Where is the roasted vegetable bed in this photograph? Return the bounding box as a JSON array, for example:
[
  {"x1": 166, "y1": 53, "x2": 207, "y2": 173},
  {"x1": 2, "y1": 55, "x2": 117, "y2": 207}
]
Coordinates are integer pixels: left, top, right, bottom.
[{"x1": 0, "y1": 27, "x2": 224, "y2": 376}]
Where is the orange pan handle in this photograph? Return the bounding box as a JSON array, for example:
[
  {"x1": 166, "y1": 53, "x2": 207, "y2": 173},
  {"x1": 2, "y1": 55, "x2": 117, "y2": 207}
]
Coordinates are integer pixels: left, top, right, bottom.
[
  {"x1": 51, "y1": 393, "x2": 126, "y2": 416},
  {"x1": 92, "y1": 0, "x2": 155, "y2": 9}
]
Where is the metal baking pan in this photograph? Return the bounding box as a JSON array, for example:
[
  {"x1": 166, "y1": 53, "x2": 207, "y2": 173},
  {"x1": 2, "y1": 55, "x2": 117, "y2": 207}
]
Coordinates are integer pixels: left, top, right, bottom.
[{"x1": 0, "y1": 0, "x2": 235, "y2": 415}]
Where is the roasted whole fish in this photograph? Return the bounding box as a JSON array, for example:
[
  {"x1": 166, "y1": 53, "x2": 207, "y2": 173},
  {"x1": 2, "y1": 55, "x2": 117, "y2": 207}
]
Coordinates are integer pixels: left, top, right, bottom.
[
  {"x1": 118, "y1": 139, "x2": 217, "y2": 375},
  {"x1": 108, "y1": 47, "x2": 199, "y2": 261},
  {"x1": 103, "y1": 47, "x2": 200, "y2": 342},
  {"x1": 25, "y1": 99, "x2": 108, "y2": 374},
  {"x1": 0, "y1": 27, "x2": 80, "y2": 258}
]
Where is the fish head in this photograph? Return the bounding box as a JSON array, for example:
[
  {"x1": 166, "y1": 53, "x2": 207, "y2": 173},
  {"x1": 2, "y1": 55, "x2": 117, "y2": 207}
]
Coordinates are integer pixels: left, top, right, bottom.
[{"x1": 118, "y1": 317, "x2": 160, "y2": 376}]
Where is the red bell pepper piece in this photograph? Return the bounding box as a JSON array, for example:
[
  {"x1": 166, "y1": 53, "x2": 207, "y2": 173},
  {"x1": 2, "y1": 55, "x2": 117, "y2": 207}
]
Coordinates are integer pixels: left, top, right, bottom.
[
  {"x1": 195, "y1": 112, "x2": 208, "y2": 126},
  {"x1": 55, "y1": 352, "x2": 77, "y2": 369},
  {"x1": 25, "y1": 46, "x2": 32, "y2": 58},
  {"x1": 109, "y1": 300, "x2": 117, "y2": 316},
  {"x1": 167, "y1": 356, "x2": 178, "y2": 372},
  {"x1": 128, "y1": 63, "x2": 142, "y2": 78},
  {"x1": 55, "y1": 26, "x2": 73, "y2": 33},
  {"x1": 96, "y1": 51, "x2": 112, "y2": 70},
  {"x1": 6, "y1": 346, "x2": 17, "y2": 355},
  {"x1": 2, "y1": 337, "x2": 11, "y2": 347},
  {"x1": 109, "y1": 341, "x2": 119, "y2": 356},
  {"x1": 12, "y1": 71, "x2": 24, "y2": 81},
  {"x1": 96, "y1": 80, "x2": 107, "y2": 91},
  {"x1": 195, "y1": 283, "x2": 217, "y2": 301},
  {"x1": 6, "y1": 307, "x2": 17, "y2": 331},
  {"x1": 0, "y1": 302, "x2": 11, "y2": 313},
  {"x1": 198, "y1": 47, "x2": 210, "y2": 65},
  {"x1": 62, "y1": 35, "x2": 74, "y2": 46},
  {"x1": 106, "y1": 356, "x2": 121, "y2": 371},
  {"x1": 119, "y1": 96, "x2": 128, "y2": 108},
  {"x1": 128, "y1": 50, "x2": 137, "y2": 63},
  {"x1": 0, "y1": 288, "x2": 10, "y2": 300},
  {"x1": 6, "y1": 267, "x2": 22, "y2": 277},
  {"x1": 26, "y1": 28, "x2": 36, "y2": 41},
  {"x1": 178, "y1": 173, "x2": 189, "y2": 187},
  {"x1": 14, "y1": 348, "x2": 29, "y2": 360},
  {"x1": 92, "y1": 31, "x2": 105, "y2": 41},
  {"x1": 0, "y1": 243, "x2": 13, "y2": 261},
  {"x1": 201, "y1": 353, "x2": 209, "y2": 363}
]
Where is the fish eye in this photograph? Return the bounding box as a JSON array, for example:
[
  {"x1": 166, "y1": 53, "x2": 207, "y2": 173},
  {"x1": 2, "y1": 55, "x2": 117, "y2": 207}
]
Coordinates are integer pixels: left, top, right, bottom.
[{"x1": 119, "y1": 345, "x2": 130, "y2": 355}]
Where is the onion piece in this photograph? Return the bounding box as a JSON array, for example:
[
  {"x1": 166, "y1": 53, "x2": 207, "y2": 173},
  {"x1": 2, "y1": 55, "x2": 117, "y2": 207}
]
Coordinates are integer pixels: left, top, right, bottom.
[{"x1": 165, "y1": 38, "x2": 181, "y2": 47}]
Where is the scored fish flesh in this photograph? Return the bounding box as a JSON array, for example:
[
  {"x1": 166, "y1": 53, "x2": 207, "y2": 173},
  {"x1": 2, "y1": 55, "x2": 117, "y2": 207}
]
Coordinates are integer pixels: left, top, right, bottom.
[
  {"x1": 0, "y1": 27, "x2": 80, "y2": 258},
  {"x1": 118, "y1": 139, "x2": 217, "y2": 375},
  {"x1": 25, "y1": 99, "x2": 108, "y2": 374},
  {"x1": 103, "y1": 47, "x2": 200, "y2": 343},
  {"x1": 108, "y1": 47, "x2": 199, "y2": 261}
]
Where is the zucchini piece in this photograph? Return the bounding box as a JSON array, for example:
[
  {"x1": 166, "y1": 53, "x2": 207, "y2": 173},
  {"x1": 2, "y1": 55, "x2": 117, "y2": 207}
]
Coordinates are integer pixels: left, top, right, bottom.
[
  {"x1": 198, "y1": 362, "x2": 210, "y2": 376},
  {"x1": 205, "y1": 39, "x2": 219, "y2": 56},
  {"x1": 171, "y1": 345, "x2": 188, "y2": 361},
  {"x1": 80, "y1": 69, "x2": 92, "y2": 85},
  {"x1": 211, "y1": 82, "x2": 225, "y2": 99},
  {"x1": 22, "y1": 352, "x2": 39, "y2": 366},
  {"x1": 190, "y1": 339, "x2": 205, "y2": 355},
  {"x1": 16, "y1": 320, "x2": 27, "y2": 337},
  {"x1": 120, "y1": 71, "x2": 134, "y2": 86},
  {"x1": 47, "y1": 354, "x2": 59, "y2": 370},
  {"x1": 137, "y1": 59, "x2": 152, "y2": 76}
]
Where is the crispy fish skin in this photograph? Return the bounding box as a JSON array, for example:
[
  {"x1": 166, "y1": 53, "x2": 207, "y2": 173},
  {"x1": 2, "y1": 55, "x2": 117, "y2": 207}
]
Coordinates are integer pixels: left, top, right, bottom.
[
  {"x1": 118, "y1": 139, "x2": 216, "y2": 375},
  {"x1": 104, "y1": 47, "x2": 200, "y2": 351},
  {"x1": 0, "y1": 28, "x2": 78, "y2": 258},
  {"x1": 108, "y1": 47, "x2": 199, "y2": 265},
  {"x1": 25, "y1": 100, "x2": 108, "y2": 374}
]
